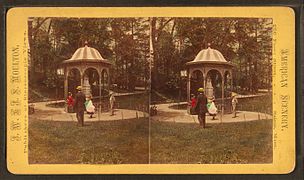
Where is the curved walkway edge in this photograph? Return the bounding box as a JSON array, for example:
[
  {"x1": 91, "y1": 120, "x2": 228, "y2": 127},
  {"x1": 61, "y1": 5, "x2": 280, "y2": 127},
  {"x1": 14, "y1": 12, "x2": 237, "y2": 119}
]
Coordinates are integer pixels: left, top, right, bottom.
[
  {"x1": 30, "y1": 101, "x2": 148, "y2": 122},
  {"x1": 151, "y1": 103, "x2": 272, "y2": 124}
]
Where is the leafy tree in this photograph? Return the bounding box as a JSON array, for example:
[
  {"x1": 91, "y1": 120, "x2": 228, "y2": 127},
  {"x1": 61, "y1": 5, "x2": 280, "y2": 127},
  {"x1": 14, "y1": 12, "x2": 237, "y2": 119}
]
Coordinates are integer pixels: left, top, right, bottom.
[{"x1": 28, "y1": 17, "x2": 272, "y2": 101}]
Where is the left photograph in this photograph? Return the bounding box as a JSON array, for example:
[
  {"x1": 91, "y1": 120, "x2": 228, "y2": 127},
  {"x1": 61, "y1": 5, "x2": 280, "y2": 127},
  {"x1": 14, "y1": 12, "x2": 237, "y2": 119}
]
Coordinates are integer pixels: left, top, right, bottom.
[{"x1": 27, "y1": 17, "x2": 150, "y2": 164}]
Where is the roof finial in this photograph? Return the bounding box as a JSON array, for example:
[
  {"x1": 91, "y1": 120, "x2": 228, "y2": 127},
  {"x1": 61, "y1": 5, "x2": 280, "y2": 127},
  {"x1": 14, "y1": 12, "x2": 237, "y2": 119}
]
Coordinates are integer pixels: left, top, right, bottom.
[
  {"x1": 207, "y1": 43, "x2": 211, "y2": 48},
  {"x1": 84, "y1": 40, "x2": 88, "y2": 46}
]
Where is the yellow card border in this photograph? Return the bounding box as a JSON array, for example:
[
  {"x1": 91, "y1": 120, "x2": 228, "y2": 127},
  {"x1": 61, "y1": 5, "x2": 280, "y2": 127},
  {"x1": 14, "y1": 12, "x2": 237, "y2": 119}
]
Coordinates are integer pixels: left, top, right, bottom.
[{"x1": 6, "y1": 7, "x2": 295, "y2": 174}]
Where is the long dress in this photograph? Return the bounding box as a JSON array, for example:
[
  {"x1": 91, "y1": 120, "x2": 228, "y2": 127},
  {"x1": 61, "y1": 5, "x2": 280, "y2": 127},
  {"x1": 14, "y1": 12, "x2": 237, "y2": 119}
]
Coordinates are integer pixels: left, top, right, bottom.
[
  {"x1": 232, "y1": 96, "x2": 238, "y2": 111},
  {"x1": 109, "y1": 95, "x2": 116, "y2": 115},
  {"x1": 189, "y1": 98, "x2": 197, "y2": 115},
  {"x1": 67, "y1": 96, "x2": 74, "y2": 113},
  {"x1": 85, "y1": 100, "x2": 95, "y2": 113},
  {"x1": 207, "y1": 101, "x2": 217, "y2": 115},
  {"x1": 67, "y1": 96, "x2": 74, "y2": 106}
]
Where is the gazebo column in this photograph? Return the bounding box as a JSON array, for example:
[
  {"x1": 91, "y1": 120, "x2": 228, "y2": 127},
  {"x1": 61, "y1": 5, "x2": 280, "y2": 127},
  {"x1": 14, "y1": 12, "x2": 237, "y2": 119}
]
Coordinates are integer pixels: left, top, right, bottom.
[
  {"x1": 186, "y1": 71, "x2": 191, "y2": 114},
  {"x1": 230, "y1": 71, "x2": 233, "y2": 92},
  {"x1": 107, "y1": 69, "x2": 110, "y2": 95},
  {"x1": 221, "y1": 75, "x2": 225, "y2": 115},
  {"x1": 203, "y1": 75, "x2": 207, "y2": 91},
  {"x1": 64, "y1": 69, "x2": 68, "y2": 112},
  {"x1": 99, "y1": 71, "x2": 102, "y2": 98},
  {"x1": 230, "y1": 71, "x2": 233, "y2": 114},
  {"x1": 187, "y1": 73, "x2": 190, "y2": 101},
  {"x1": 203, "y1": 71, "x2": 206, "y2": 89},
  {"x1": 97, "y1": 70, "x2": 102, "y2": 115},
  {"x1": 80, "y1": 72, "x2": 84, "y2": 88},
  {"x1": 204, "y1": 77, "x2": 207, "y2": 91}
]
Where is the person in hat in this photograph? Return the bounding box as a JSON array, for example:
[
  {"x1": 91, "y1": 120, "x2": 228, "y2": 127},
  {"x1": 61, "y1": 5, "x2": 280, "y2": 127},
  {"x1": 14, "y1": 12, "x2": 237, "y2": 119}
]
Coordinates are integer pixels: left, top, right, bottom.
[
  {"x1": 74, "y1": 86, "x2": 86, "y2": 126},
  {"x1": 231, "y1": 92, "x2": 238, "y2": 118},
  {"x1": 194, "y1": 87, "x2": 208, "y2": 128},
  {"x1": 109, "y1": 92, "x2": 116, "y2": 116}
]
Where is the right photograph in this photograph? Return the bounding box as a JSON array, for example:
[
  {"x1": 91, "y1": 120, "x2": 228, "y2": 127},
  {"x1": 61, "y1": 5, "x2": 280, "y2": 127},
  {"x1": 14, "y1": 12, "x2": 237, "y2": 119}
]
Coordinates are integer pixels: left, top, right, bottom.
[{"x1": 150, "y1": 17, "x2": 273, "y2": 164}]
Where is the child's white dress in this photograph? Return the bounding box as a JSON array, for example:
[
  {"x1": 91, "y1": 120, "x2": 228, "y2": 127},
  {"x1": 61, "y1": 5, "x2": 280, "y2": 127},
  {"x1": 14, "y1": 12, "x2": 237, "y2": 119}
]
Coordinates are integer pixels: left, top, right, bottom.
[
  {"x1": 85, "y1": 100, "x2": 95, "y2": 113},
  {"x1": 207, "y1": 102, "x2": 217, "y2": 115}
]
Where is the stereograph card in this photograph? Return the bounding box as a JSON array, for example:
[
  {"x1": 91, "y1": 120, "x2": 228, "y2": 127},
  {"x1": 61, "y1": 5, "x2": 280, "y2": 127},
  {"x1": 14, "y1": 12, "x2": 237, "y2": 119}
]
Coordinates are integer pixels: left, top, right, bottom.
[{"x1": 6, "y1": 7, "x2": 295, "y2": 174}]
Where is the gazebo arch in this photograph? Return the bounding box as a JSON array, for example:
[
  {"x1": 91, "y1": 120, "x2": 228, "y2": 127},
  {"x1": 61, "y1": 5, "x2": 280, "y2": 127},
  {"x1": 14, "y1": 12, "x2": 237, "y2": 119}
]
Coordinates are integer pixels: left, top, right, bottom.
[
  {"x1": 101, "y1": 69, "x2": 109, "y2": 92},
  {"x1": 206, "y1": 69, "x2": 223, "y2": 99},
  {"x1": 61, "y1": 42, "x2": 112, "y2": 109},
  {"x1": 190, "y1": 69, "x2": 204, "y2": 96},
  {"x1": 224, "y1": 70, "x2": 233, "y2": 97},
  {"x1": 67, "y1": 68, "x2": 81, "y2": 96},
  {"x1": 186, "y1": 44, "x2": 235, "y2": 114},
  {"x1": 83, "y1": 67, "x2": 100, "y2": 97}
]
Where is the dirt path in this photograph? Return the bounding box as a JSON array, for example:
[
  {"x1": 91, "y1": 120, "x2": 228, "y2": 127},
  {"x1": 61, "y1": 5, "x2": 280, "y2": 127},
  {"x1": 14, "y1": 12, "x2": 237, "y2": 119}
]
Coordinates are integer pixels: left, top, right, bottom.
[
  {"x1": 151, "y1": 103, "x2": 271, "y2": 124},
  {"x1": 30, "y1": 101, "x2": 271, "y2": 124},
  {"x1": 30, "y1": 101, "x2": 148, "y2": 122}
]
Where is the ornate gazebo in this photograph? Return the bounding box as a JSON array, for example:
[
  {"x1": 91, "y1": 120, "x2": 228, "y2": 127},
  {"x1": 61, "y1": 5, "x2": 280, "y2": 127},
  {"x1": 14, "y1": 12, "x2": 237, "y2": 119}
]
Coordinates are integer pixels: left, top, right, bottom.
[
  {"x1": 186, "y1": 44, "x2": 235, "y2": 114},
  {"x1": 61, "y1": 42, "x2": 112, "y2": 101}
]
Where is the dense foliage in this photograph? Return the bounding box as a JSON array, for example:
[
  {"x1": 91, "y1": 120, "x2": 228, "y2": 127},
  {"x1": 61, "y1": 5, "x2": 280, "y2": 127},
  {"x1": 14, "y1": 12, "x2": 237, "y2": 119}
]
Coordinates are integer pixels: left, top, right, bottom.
[{"x1": 28, "y1": 17, "x2": 272, "y2": 97}]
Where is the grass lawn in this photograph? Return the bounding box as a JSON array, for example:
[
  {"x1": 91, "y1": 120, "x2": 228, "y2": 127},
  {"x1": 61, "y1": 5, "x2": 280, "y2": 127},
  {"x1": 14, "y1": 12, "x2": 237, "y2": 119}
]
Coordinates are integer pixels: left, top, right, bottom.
[
  {"x1": 238, "y1": 94, "x2": 272, "y2": 115},
  {"x1": 150, "y1": 120, "x2": 272, "y2": 164},
  {"x1": 29, "y1": 117, "x2": 149, "y2": 164},
  {"x1": 115, "y1": 93, "x2": 149, "y2": 111}
]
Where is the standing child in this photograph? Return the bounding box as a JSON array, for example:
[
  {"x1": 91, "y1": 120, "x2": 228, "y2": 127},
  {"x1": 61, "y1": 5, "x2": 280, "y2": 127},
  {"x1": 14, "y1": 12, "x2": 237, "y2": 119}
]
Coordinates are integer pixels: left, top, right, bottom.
[
  {"x1": 207, "y1": 96, "x2": 217, "y2": 120},
  {"x1": 85, "y1": 96, "x2": 95, "y2": 118},
  {"x1": 66, "y1": 92, "x2": 74, "y2": 113},
  {"x1": 109, "y1": 92, "x2": 116, "y2": 116},
  {"x1": 231, "y1": 92, "x2": 238, "y2": 118},
  {"x1": 189, "y1": 94, "x2": 197, "y2": 115}
]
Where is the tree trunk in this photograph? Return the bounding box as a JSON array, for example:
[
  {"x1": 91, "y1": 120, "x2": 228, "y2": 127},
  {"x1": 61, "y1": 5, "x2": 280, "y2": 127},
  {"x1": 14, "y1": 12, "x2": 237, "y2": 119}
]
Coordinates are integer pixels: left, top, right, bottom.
[
  {"x1": 252, "y1": 19, "x2": 259, "y2": 93},
  {"x1": 28, "y1": 18, "x2": 35, "y2": 83},
  {"x1": 150, "y1": 17, "x2": 157, "y2": 89}
]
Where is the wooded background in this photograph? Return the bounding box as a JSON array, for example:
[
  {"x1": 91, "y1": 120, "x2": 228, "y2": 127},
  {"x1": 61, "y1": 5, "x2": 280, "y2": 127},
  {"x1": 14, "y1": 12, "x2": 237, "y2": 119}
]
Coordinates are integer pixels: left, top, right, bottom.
[{"x1": 28, "y1": 17, "x2": 272, "y2": 99}]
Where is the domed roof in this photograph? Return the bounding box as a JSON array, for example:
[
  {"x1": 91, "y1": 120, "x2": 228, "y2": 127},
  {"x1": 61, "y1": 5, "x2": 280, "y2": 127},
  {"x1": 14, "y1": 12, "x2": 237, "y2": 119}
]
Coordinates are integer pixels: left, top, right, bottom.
[
  {"x1": 62, "y1": 43, "x2": 111, "y2": 65},
  {"x1": 186, "y1": 46, "x2": 234, "y2": 67},
  {"x1": 70, "y1": 45, "x2": 105, "y2": 60},
  {"x1": 193, "y1": 47, "x2": 227, "y2": 62}
]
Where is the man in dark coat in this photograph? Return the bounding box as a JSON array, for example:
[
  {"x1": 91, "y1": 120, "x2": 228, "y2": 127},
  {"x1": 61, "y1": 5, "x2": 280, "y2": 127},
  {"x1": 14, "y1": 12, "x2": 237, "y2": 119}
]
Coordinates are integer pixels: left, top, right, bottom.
[
  {"x1": 194, "y1": 87, "x2": 208, "y2": 128},
  {"x1": 74, "y1": 86, "x2": 86, "y2": 126}
]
